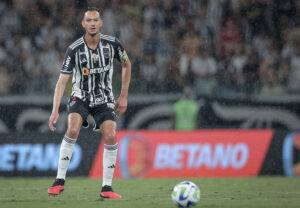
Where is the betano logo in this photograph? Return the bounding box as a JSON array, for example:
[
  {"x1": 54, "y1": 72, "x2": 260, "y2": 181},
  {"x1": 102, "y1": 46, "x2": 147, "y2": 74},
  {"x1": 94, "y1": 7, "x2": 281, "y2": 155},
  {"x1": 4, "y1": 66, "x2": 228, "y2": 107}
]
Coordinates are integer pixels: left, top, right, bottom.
[
  {"x1": 0, "y1": 143, "x2": 82, "y2": 171},
  {"x1": 84, "y1": 67, "x2": 89, "y2": 75},
  {"x1": 83, "y1": 66, "x2": 110, "y2": 76},
  {"x1": 154, "y1": 143, "x2": 248, "y2": 169},
  {"x1": 89, "y1": 130, "x2": 272, "y2": 178},
  {"x1": 119, "y1": 133, "x2": 152, "y2": 178}
]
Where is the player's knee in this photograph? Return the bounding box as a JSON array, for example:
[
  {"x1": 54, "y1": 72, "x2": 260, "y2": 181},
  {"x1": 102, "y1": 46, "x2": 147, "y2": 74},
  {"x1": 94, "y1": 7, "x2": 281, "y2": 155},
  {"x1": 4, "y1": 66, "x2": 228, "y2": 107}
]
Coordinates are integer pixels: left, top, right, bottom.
[
  {"x1": 66, "y1": 127, "x2": 80, "y2": 139},
  {"x1": 102, "y1": 130, "x2": 116, "y2": 142}
]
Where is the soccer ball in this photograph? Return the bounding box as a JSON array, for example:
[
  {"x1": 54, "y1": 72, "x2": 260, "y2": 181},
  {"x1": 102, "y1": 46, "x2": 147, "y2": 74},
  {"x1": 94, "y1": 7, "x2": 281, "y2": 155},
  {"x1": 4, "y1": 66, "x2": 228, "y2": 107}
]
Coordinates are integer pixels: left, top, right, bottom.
[{"x1": 171, "y1": 181, "x2": 200, "y2": 207}]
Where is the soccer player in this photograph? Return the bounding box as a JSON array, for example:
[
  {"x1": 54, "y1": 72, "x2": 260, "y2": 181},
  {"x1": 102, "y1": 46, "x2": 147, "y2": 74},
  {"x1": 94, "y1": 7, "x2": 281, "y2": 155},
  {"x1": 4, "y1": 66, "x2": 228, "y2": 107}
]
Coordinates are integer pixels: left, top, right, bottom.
[{"x1": 47, "y1": 7, "x2": 131, "y2": 199}]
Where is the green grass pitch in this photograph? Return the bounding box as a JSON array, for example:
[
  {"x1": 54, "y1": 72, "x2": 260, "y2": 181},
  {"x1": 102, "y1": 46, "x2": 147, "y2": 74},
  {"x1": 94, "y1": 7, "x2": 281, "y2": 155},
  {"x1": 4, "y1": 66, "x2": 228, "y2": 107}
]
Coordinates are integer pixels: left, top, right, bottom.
[{"x1": 0, "y1": 177, "x2": 300, "y2": 208}]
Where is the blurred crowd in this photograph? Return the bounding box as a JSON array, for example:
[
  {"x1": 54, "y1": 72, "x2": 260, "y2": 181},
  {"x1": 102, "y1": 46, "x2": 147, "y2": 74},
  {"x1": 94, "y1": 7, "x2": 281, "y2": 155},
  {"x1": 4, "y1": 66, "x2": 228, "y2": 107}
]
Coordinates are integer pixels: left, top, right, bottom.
[{"x1": 0, "y1": 0, "x2": 300, "y2": 97}]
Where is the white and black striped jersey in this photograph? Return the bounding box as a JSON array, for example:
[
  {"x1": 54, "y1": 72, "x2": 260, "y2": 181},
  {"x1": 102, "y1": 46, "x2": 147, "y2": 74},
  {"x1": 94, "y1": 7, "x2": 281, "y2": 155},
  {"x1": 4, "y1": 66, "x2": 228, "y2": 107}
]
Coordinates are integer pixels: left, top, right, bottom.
[{"x1": 61, "y1": 34, "x2": 128, "y2": 106}]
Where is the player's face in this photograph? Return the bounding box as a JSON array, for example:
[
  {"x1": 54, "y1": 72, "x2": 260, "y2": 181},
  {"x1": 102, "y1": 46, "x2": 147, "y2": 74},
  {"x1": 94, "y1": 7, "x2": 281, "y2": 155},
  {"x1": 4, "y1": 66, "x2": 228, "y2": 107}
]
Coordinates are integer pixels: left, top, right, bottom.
[{"x1": 82, "y1": 11, "x2": 102, "y2": 36}]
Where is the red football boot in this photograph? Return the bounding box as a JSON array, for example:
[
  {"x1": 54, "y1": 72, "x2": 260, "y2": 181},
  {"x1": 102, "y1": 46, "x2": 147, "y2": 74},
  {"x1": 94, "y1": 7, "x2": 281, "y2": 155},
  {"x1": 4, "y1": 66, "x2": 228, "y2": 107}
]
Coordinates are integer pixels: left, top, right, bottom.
[
  {"x1": 48, "y1": 179, "x2": 65, "y2": 195},
  {"x1": 100, "y1": 185, "x2": 122, "y2": 199}
]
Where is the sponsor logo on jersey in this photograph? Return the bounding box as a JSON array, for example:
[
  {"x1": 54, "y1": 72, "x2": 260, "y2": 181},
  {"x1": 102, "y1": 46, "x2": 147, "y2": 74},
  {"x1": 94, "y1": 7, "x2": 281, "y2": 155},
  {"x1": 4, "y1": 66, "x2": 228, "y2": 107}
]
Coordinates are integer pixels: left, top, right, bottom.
[
  {"x1": 84, "y1": 67, "x2": 89, "y2": 75},
  {"x1": 119, "y1": 50, "x2": 128, "y2": 64},
  {"x1": 80, "y1": 53, "x2": 88, "y2": 63},
  {"x1": 83, "y1": 66, "x2": 110, "y2": 76}
]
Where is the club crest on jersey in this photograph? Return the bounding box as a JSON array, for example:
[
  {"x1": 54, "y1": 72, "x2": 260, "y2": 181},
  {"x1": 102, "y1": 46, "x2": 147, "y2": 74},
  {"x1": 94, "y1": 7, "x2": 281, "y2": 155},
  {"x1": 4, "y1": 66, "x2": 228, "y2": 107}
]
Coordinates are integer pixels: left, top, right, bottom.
[
  {"x1": 92, "y1": 53, "x2": 99, "y2": 63},
  {"x1": 103, "y1": 47, "x2": 110, "y2": 59}
]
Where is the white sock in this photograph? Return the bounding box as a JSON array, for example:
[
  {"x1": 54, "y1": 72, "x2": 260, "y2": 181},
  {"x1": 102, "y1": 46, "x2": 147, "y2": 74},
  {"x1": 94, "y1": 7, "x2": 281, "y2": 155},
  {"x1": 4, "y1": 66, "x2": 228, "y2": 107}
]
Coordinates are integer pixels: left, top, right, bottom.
[
  {"x1": 102, "y1": 143, "x2": 118, "y2": 187},
  {"x1": 56, "y1": 135, "x2": 76, "y2": 180}
]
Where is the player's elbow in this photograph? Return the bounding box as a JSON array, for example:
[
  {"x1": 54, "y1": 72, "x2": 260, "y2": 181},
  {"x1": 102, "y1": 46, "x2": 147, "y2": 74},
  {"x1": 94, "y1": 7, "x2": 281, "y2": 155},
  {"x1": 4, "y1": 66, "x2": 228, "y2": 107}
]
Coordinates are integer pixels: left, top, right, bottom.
[{"x1": 57, "y1": 74, "x2": 71, "y2": 86}]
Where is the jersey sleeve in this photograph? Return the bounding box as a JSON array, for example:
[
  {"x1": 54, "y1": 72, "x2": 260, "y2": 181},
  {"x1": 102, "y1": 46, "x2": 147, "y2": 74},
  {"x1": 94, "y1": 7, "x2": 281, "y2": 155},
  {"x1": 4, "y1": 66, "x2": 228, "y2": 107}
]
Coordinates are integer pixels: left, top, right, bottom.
[
  {"x1": 114, "y1": 38, "x2": 128, "y2": 64},
  {"x1": 61, "y1": 47, "x2": 75, "y2": 74}
]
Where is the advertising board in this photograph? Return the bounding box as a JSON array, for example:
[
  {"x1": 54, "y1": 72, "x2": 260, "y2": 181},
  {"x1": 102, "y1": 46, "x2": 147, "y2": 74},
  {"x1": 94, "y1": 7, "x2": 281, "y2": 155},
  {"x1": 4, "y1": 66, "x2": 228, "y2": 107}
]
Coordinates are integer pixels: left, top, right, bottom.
[{"x1": 89, "y1": 130, "x2": 273, "y2": 178}]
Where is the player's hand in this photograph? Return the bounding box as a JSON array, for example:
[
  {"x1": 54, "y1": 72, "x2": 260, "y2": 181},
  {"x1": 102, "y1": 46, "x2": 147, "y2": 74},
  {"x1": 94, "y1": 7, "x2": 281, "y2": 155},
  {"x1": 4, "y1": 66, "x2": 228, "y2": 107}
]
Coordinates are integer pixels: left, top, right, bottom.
[
  {"x1": 49, "y1": 112, "x2": 59, "y2": 132},
  {"x1": 115, "y1": 95, "x2": 127, "y2": 116}
]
